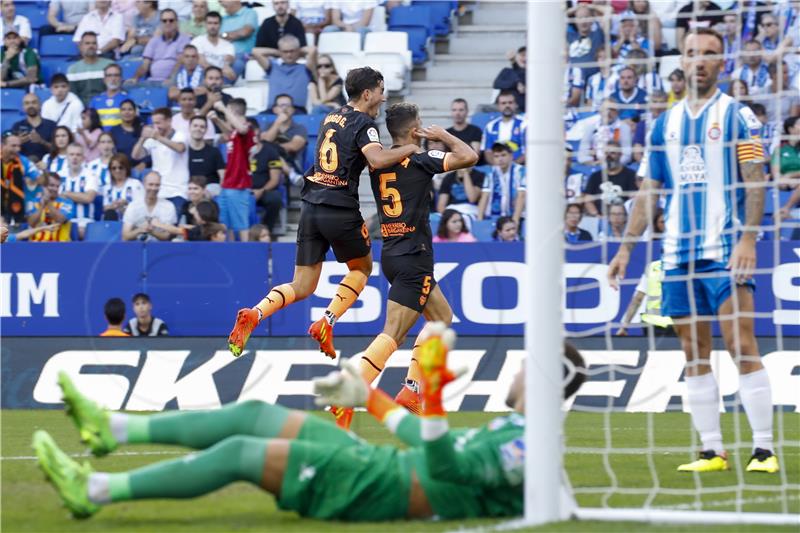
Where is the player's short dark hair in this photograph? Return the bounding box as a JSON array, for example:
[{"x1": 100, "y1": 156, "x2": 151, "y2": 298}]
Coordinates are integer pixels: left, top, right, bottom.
[
  {"x1": 385, "y1": 102, "x2": 418, "y2": 140},
  {"x1": 104, "y1": 298, "x2": 126, "y2": 326},
  {"x1": 152, "y1": 107, "x2": 172, "y2": 119},
  {"x1": 230, "y1": 98, "x2": 247, "y2": 114},
  {"x1": 345, "y1": 67, "x2": 384, "y2": 100},
  {"x1": 132, "y1": 293, "x2": 151, "y2": 304},
  {"x1": 684, "y1": 27, "x2": 724, "y2": 50},
  {"x1": 496, "y1": 90, "x2": 516, "y2": 103},
  {"x1": 189, "y1": 175, "x2": 207, "y2": 187},
  {"x1": 563, "y1": 342, "x2": 586, "y2": 400},
  {"x1": 50, "y1": 73, "x2": 68, "y2": 86},
  {"x1": 206, "y1": 10, "x2": 222, "y2": 21}
]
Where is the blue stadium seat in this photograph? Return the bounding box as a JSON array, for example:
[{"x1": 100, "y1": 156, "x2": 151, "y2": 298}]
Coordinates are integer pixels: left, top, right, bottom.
[
  {"x1": 33, "y1": 86, "x2": 51, "y2": 102},
  {"x1": 1, "y1": 110, "x2": 21, "y2": 132},
  {"x1": 429, "y1": 212, "x2": 441, "y2": 235},
  {"x1": 389, "y1": 5, "x2": 434, "y2": 37},
  {"x1": 255, "y1": 113, "x2": 274, "y2": 131},
  {"x1": 119, "y1": 58, "x2": 143, "y2": 80},
  {"x1": 470, "y1": 112, "x2": 500, "y2": 131},
  {"x1": 39, "y1": 34, "x2": 79, "y2": 58},
  {"x1": 16, "y1": 4, "x2": 48, "y2": 29},
  {"x1": 1, "y1": 88, "x2": 26, "y2": 111},
  {"x1": 403, "y1": 28, "x2": 429, "y2": 64},
  {"x1": 471, "y1": 219, "x2": 496, "y2": 242},
  {"x1": 39, "y1": 58, "x2": 69, "y2": 83},
  {"x1": 84, "y1": 221, "x2": 122, "y2": 242},
  {"x1": 127, "y1": 86, "x2": 168, "y2": 112},
  {"x1": 292, "y1": 113, "x2": 326, "y2": 135},
  {"x1": 412, "y1": 1, "x2": 452, "y2": 36}
]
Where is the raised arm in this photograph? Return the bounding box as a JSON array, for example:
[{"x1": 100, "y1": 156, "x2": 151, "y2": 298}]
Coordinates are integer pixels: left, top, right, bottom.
[
  {"x1": 362, "y1": 143, "x2": 419, "y2": 170},
  {"x1": 420, "y1": 125, "x2": 479, "y2": 171}
]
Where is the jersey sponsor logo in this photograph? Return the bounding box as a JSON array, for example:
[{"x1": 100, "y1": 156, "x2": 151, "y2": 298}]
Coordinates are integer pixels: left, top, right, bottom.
[
  {"x1": 678, "y1": 145, "x2": 707, "y2": 183},
  {"x1": 499, "y1": 438, "x2": 525, "y2": 485},
  {"x1": 307, "y1": 171, "x2": 348, "y2": 188},
  {"x1": 367, "y1": 127, "x2": 380, "y2": 143},
  {"x1": 380, "y1": 222, "x2": 416, "y2": 238},
  {"x1": 428, "y1": 150, "x2": 445, "y2": 159}
]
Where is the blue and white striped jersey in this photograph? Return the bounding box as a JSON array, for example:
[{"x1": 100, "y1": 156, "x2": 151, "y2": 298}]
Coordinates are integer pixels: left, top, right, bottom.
[
  {"x1": 60, "y1": 165, "x2": 100, "y2": 221},
  {"x1": 481, "y1": 116, "x2": 527, "y2": 160},
  {"x1": 639, "y1": 90, "x2": 765, "y2": 270}
]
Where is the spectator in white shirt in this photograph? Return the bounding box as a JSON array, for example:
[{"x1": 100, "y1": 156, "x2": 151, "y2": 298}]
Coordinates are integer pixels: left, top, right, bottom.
[
  {"x1": 131, "y1": 107, "x2": 189, "y2": 214},
  {"x1": 325, "y1": 0, "x2": 375, "y2": 45},
  {"x1": 45, "y1": 0, "x2": 91, "y2": 36},
  {"x1": 122, "y1": 171, "x2": 178, "y2": 241},
  {"x1": 1, "y1": 0, "x2": 31, "y2": 45},
  {"x1": 59, "y1": 143, "x2": 99, "y2": 238},
  {"x1": 41, "y1": 74, "x2": 85, "y2": 134},
  {"x1": 72, "y1": 0, "x2": 125, "y2": 57},
  {"x1": 191, "y1": 10, "x2": 237, "y2": 81},
  {"x1": 293, "y1": 0, "x2": 332, "y2": 38},
  {"x1": 578, "y1": 96, "x2": 632, "y2": 166}
]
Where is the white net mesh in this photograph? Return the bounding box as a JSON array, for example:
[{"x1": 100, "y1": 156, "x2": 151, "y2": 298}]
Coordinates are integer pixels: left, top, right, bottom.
[{"x1": 560, "y1": 0, "x2": 799, "y2": 519}]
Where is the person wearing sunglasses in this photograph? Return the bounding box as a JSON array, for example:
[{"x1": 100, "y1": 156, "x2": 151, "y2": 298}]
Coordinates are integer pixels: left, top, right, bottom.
[
  {"x1": 309, "y1": 54, "x2": 345, "y2": 114},
  {"x1": 102, "y1": 153, "x2": 143, "y2": 220},
  {"x1": 125, "y1": 8, "x2": 191, "y2": 86}
]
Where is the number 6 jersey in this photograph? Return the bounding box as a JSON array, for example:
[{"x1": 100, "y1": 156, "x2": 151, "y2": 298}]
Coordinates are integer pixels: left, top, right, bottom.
[{"x1": 303, "y1": 105, "x2": 382, "y2": 209}]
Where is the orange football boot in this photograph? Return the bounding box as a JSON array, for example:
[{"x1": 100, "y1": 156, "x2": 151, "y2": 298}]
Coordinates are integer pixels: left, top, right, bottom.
[
  {"x1": 228, "y1": 308, "x2": 259, "y2": 357},
  {"x1": 329, "y1": 405, "x2": 354, "y2": 429},
  {"x1": 309, "y1": 317, "x2": 337, "y2": 359}
]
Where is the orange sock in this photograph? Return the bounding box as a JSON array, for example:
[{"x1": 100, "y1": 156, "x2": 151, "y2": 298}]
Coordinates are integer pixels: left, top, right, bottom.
[
  {"x1": 254, "y1": 284, "x2": 296, "y2": 322},
  {"x1": 359, "y1": 333, "x2": 398, "y2": 383},
  {"x1": 323, "y1": 271, "x2": 368, "y2": 325},
  {"x1": 366, "y1": 387, "x2": 400, "y2": 422},
  {"x1": 405, "y1": 335, "x2": 424, "y2": 385}
]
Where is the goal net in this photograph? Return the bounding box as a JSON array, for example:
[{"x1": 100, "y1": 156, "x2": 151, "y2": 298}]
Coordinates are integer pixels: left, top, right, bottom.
[{"x1": 526, "y1": 0, "x2": 799, "y2": 526}]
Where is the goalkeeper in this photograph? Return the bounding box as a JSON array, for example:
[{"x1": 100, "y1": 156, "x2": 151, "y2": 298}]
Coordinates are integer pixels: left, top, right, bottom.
[{"x1": 34, "y1": 324, "x2": 585, "y2": 521}]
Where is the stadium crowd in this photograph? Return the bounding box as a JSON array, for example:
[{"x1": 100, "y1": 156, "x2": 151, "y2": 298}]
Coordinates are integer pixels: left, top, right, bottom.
[{"x1": 1, "y1": 0, "x2": 799, "y2": 243}]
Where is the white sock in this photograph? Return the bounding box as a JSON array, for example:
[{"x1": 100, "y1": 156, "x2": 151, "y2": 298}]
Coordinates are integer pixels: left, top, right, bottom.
[
  {"x1": 738, "y1": 368, "x2": 774, "y2": 452},
  {"x1": 685, "y1": 372, "x2": 724, "y2": 454},
  {"x1": 110, "y1": 413, "x2": 129, "y2": 444},
  {"x1": 87, "y1": 473, "x2": 111, "y2": 504}
]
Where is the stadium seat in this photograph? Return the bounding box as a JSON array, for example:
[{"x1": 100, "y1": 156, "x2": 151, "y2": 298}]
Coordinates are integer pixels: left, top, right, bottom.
[
  {"x1": 39, "y1": 34, "x2": 79, "y2": 58},
  {"x1": 84, "y1": 221, "x2": 122, "y2": 242},
  {"x1": 389, "y1": 5, "x2": 434, "y2": 37},
  {"x1": 292, "y1": 113, "x2": 325, "y2": 135},
  {"x1": 364, "y1": 32, "x2": 412, "y2": 92},
  {"x1": 429, "y1": 212, "x2": 441, "y2": 235},
  {"x1": 470, "y1": 112, "x2": 500, "y2": 131},
  {"x1": 318, "y1": 32, "x2": 361, "y2": 55},
  {"x1": 15, "y1": 4, "x2": 47, "y2": 30},
  {"x1": 223, "y1": 86, "x2": 267, "y2": 116},
  {"x1": 127, "y1": 86, "x2": 168, "y2": 112},
  {"x1": 1, "y1": 88, "x2": 26, "y2": 111},
  {"x1": 412, "y1": 0, "x2": 453, "y2": 36},
  {"x1": 471, "y1": 219, "x2": 495, "y2": 242},
  {"x1": 32, "y1": 85, "x2": 51, "y2": 102},
  {"x1": 403, "y1": 27, "x2": 430, "y2": 64},
  {"x1": 39, "y1": 58, "x2": 69, "y2": 82},
  {"x1": 305, "y1": 32, "x2": 316, "y2": 46},
  {"x1": 119, "y1": 58, "x2": 143, "y2": 80},
  {"x1": 1, "y1": 110, "x2": 20, "y2": 132},
  {"x1": 369, "y1": 5, "x2": 387, "y2": 32}
]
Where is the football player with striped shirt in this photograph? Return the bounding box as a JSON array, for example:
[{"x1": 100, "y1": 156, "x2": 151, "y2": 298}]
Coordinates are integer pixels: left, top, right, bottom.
[{"x1": 608, "y1": 28, "x2": 778, "y2": 474}]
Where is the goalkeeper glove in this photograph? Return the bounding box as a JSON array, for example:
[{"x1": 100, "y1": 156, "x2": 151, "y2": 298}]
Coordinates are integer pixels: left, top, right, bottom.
[
  {"x1": 313, "y1": 358, "x2": 368, "y2": 408},
  {"x1": 418, "y1": 322, "x2": 458, "y2": 417}
]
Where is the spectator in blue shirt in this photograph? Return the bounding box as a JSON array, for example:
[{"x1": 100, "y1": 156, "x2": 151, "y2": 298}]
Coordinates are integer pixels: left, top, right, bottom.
[
  {"x1": 477, "y1": 142, "x2": 526, "y2": 226},
  {"x1": 90, "y1": 63, "x2": 128, "y2": 131},
  {"x1": 610, "y1": 66, "x2": 647, "y2": 123},
  {"x1": 253, "y1": 34, "x2": 314, "y2": 112},
  {"x1": 612, "y1": 11, "x2": 649, "y2": 62},
  {"x1": 220, "y1": 0, "x2": 258, "y2": 74},
  {"x1": 480, "y1": 90, "x2": 526, "y2": 165},
  {"x1": 567, "y1": 3, "x2": 607, "y2": 78}
]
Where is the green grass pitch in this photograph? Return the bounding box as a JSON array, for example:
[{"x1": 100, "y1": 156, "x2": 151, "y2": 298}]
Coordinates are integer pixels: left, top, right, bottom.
[{"x1": 2, "y1": 409, "x2": 798, "y2": 532}]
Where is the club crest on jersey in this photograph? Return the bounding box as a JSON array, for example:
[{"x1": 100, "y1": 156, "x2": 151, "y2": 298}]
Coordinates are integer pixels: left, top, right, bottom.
[
  {"x1": 707, "y1": 124, "x2": 721, "y2": 141},
  {"x1": 679, "y1": 145, "x2": 706, "y2": 183}
]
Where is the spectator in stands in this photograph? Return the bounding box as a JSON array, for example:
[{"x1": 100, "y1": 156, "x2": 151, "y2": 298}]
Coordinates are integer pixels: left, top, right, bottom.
[
  {"x1": 120, "y1": 0, "x2": 160, "y2": 56},
  {"x1": 112, "y1": 0, "x2": 138, "y2": 27},
  {"x1": 261, "y1": 93, "x2": 308, "y2": 170},
  {"x1": 181, "y1": 0, "x2": 208, "y2": 38},
  {"x1": 666, "y1": 68, "x2": 685, "y2": 107},
  {"x1": 628, "y1": 0, "x2": 663, "y2": 52},
  {"x1": 195, "y1": 66, "x2": 232, "y2": 116},
  {"x1": 755, "y1": 62, "x2": 800, "y2": 125},
  {"x1": 1, "y1": 0, "x2": 31, "y2": 45},
  {"x1": 481, "y1": 90, "x2": 526, "y2": 165},
  {"x1": 585, "y1": 47, "x2": 613, "y2": 112},
  {"x1": 188, "y1": 115, "x2": 225, "y2": 195},
  {"x1": 612, "y1": 10, "x2": 650, "y2": 60},
  {"x1": 747, "y1": 102, "x2": 775, "y2": 155},
  {"x1": 564, "y1": 203, "x2": 592, "y2": 243},
  {"x1": 44, "y1": 0, "x2": 90, "y2": 36},
  {"x1": 0, "y1": 29, "x2": 39, "y2": 88},
  {"x1": 102, "y1": 153, "x2": 143, "y2": 220},
  {"x1": 583, "y1": 140, "x2": 638, "y2": 217},
  {"x1": 41, "y1": 74, "x2": 85, "y2": 133},
  {"x1": 623, "y1": 48, "x2": 663, "y2": 95},
  {"x1": 191, "y1": 11, "x2": 236, "y2": 82},
  {"x1": 75, "y1": 108, "x2": 103, "y2": 161},
  {"x1": 432, "y1": 208, "x2": 476, "y2": 243},
  {"x1": 215, "y1": 98, "x2": 256, "y2": 241},
  {"x1": 437, "y1": 167, "x2": 484, "y2": 216},
  {"x1": 160, "y1": 0, "x2": 193, "y2": 21},
  {"x1": 39, "y1": 126, "x2": 72, "y2": 173},
  {"x1": 183, "y1": 199, "x2": 220, "y2": 239},
  {"x1": 325, "y1": 0, "x2": 376, "y2": 44},
  {"x1": 773, "y1": 117, "x2": 800, "y2": 188},
  {"x1": 610, "y1": 66, "x2": 647, "y2": 123},
  {"x1": 728, "y1": 78, "x2": 750, "y2": 102},
  {"x1": 309, "y1": 53, "x2": 345, "y2": 114},
  {"x1": 68, "y1": 32, "x2": 114, "y2": 106},
  {"x1": 122, "y1": 170, "x2": 178, "y2": 241},
  {"x1": 132, "y1": 107, "x2": 189, "y2": 213},
  {"x1": 110, "y1": 99, "x2": 143, "y2": 163},
  {"x1": 204, "y1": 221, "x2": 228, "y2": 241},
  {"x1": 739, "y1": 0, "x2": 770, "y2": 42},
  {"x1": 172, "y1": 88, "x2": 214, "y2": 141},
  {"x1": 12, "y1": 93, "x2": 56, "y2": 162},
  {"x1": 720, "y1": 13, "x2": 741, "y2": 78},
  {"x1": 87, "y1": 131, "x2": 115, "y2": 191},
  {"x1": 26, "y1": 172, "x2": 73, "y2": 240},
  {"x1": 632, "y1": 90, "x2": 667, "y2": 163},
  {"x1": 249, "y1": 223, "x2": 271, "y2": 242},
  {"x1": 253, "y1": 34, "x2": 314, "y2": 111},
  {"x1": 599, "y1": 200, "x2": 627, "y2": 241},
  {"x1": 675, "y1": 0, "x2": 723, "y2": 53},
  {"x1": 60, "y1": 143, "x2": 98, "y2": 238},
  {"x1": 220, "y1": 0, "x2": 258, "y2": 60},
  {"x1": 100, "y1": 298, "x2": 129, "y2": 336},
  {"x1": 178, "y1": 174, "x2": 207, "y2": 225},
  {"x1": 72, "y1": 0, "x2": 126, "y2": 57},
  {"x1": 493, "y1": 46, "x2": 526, "y2": 112},
  {"x1": 478, "y1": 142, "x2": 526, "y2": 226},
  {"x1": 564, "y1": 146, "x2": 585, "y2": 205},
  {"x1": 1, "y1": 132, "x2": 41, "y2": 222},
  {"x1": 492, "y1": 216, "x2": 519, "y2": 242},
  {"x1": 255, "y1": 0, "x2": 309, "y2": 58},
  {"x1": 578, "y1": 97, "x2": 632, "y2": 166},
  {"x1": 755, "y1": 12, "x2": 792, "y2": 64},
  {"x1": 165, "y1": 44, "x2": 205, "y2": 101},
  {"x1": 294, "y1": 0, "x2": 332, "y2": 38},
  {"x1": 732, "y1": 39, "x2": 771, "y2": 96},
  {"x1": 567, "y1": 3, "x2": 607, "y2": 78},
  {"x1": 126, "y1": 8, "x2": 191, "y2": 85},
  {"x1": 249, "y1": 119, "x2": 284, "y2": 233},
  {"x1": 90, "y1": 64, "x2": 127, "y2": 130},
  {"x1": 124, "y1": 293, "x2": 169, "y2": 336},
  {"x1": 446, "y1": 98, "x2": 482, "y2": 155},
  {"x1": 0, "y1": 213, "x2": 60, "y2": 242}
]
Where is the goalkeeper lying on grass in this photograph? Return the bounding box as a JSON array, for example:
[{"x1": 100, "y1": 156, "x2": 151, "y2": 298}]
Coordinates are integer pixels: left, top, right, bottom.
[{"x1": 34, "y1": 324, "x2": 586, "y2": 521}]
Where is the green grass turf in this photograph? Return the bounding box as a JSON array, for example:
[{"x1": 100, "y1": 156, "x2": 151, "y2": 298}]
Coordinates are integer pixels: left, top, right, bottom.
[{"x1": 2, "y1": 410, "x2": 798, "y2": 532}]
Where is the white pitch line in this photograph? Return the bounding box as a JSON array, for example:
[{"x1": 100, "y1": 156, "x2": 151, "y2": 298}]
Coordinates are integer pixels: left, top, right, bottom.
[
  {"x1": 2, "y1": 450, "x2": 185, "y2": 461},
  {"x1": 656, "y1": 494, "x2": 800, "y2": 511}
]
